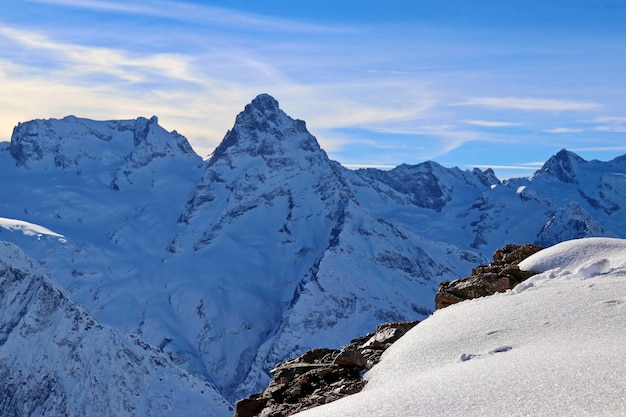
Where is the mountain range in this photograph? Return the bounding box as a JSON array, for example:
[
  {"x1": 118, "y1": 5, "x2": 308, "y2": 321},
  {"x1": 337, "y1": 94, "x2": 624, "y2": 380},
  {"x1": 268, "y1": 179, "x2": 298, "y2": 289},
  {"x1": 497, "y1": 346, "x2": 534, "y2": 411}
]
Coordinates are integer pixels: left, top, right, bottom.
[{"x1": 1, "y1": 94, "x2": 625, "y2": 413}]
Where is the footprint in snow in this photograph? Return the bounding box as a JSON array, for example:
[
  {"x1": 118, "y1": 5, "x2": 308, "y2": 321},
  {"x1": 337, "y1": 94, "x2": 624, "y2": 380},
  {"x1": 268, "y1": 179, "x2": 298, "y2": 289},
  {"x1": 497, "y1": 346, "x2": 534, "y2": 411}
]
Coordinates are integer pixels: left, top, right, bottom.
[
  {"x1": 598, "y1": 299, "x2": 624, "y2": 307},
  {"x1": 457, "y1": 353, "x2": 480, "y2": 362},
  {"x1": 457, "y1": 346, "x2": 512, "y2": 363},
  {"x1": 488, "y1": 345, "x2": 512, "y2": 354}
]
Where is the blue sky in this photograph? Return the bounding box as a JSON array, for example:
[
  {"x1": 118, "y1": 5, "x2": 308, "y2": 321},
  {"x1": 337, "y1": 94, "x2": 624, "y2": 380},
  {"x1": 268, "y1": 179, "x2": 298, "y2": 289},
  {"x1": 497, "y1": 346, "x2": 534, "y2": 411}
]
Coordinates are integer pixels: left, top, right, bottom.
[{"x1": 1, "y1": 0, "x2": 626, "y2": 178}]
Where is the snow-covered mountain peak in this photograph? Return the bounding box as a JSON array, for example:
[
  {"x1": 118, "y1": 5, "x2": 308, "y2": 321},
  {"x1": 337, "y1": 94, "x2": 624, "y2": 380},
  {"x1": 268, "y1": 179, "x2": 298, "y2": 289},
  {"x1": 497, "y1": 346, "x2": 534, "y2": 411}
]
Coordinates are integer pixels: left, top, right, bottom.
[
  {"x1": 534, "y1": 148, "x2": 585, "y2": 183},
  {"x1": 245, "y1": 93, "x2": 282, "y2": 119},
  {"x1": 8, "y1": 115, "x2": 199, "y2": 174},
  {"x1": 181, "y1": 94, "x2": 336, "y2": 225},
  {"x1": 9, "y1": 116, "x2": 135, "y2": 169},
  {"x1": 471, "y1": 167, "x2": 500, "y2": 186},
  {"x1": 354, "y1": 161, "x2": 498, "y2": 212},
  {"x1": 131, "y1": 115, "x2": 196, "y2": 160},
  {"x1": 208, "y1": 94, "x2": 322, "y2": 168},
  {"x1": 239, "y1": 93, "x2": 294, "y2": 130}
]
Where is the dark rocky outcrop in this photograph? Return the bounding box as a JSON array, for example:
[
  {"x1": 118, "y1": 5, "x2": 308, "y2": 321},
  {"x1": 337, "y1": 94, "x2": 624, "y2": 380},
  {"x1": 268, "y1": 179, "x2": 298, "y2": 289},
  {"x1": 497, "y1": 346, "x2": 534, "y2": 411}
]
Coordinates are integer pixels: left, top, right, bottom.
[
  {"x1": 435, "y1": 243, "x2": 543, "y2": 309},
  {"x1": 234, "y1": 321, "x2": 419, "y2": 417}
]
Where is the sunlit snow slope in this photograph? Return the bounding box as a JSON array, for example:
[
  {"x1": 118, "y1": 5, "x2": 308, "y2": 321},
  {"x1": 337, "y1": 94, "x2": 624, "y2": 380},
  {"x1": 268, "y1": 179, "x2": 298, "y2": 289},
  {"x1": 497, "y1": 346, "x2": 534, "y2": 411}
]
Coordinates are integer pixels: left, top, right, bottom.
[{"x1": 294, "y1": 238, "x2": 626, "y2": 417}]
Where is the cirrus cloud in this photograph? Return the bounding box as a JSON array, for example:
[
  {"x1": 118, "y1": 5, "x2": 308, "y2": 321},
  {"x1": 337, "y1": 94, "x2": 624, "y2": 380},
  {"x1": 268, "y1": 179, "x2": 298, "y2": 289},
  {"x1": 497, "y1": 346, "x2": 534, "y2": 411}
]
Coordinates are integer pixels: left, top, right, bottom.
[
  {"x1": 543, "y1": 127, "x2": 585, "y2": 133},
  {"x1": 457, "y1": 97, "x2": 602, "y2": 112},
  {"x1": 463, "y1": 120, "x2": 524, "y2": 127}
]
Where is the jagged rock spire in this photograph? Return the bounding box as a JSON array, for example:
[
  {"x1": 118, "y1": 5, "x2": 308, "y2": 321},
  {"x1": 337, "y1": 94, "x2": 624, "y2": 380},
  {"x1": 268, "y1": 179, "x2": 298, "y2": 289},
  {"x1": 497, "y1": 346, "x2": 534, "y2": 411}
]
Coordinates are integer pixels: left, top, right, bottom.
[{"x1": 208, "y1": 94, "x2": 321, "y2": 166}]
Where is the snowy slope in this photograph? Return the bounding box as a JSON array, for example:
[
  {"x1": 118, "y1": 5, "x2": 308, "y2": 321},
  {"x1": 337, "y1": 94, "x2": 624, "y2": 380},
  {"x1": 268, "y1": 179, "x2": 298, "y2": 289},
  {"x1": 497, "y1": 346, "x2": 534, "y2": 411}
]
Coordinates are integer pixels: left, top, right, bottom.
[
  {"x1": 1, "y1": 95, "x2": 626, "y2": 405},
  {"x1": 0, "y1": 241, "x2": 232, "y2": 417},
  {"x1": 293, "y1": 237, "x2": 626, "y2": 417}
]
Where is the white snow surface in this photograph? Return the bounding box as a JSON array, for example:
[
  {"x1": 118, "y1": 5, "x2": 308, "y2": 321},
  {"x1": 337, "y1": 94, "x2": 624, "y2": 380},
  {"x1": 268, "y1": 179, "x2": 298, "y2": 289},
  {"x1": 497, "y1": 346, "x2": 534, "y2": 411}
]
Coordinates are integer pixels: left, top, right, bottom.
[
  {"x1": 0, "y1": 216, "x2": 65, "y2": 239},
  {"x1": 295, "y1": 238, "x2": 626, "y2": 417}
]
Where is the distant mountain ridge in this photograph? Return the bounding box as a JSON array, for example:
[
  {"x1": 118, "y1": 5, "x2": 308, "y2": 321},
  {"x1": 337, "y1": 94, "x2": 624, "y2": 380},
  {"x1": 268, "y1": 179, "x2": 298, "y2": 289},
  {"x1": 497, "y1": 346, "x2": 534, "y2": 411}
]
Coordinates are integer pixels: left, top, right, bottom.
[{"x1": 1, "y1": 94, "x2": 625, "y2": 411}]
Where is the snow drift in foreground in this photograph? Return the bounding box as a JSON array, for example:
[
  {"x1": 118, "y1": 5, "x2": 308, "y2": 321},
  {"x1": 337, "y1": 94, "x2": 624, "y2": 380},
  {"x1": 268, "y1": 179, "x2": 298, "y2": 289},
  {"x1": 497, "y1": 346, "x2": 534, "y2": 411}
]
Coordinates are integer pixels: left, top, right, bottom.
[{"x1": 295, "y1": 238, "x2": 626, "y2": 417}]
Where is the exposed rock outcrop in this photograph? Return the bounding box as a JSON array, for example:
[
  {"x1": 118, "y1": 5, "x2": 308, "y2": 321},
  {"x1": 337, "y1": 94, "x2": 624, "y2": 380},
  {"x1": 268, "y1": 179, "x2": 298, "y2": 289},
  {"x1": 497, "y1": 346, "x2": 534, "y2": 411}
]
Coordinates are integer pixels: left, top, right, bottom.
[
  {"x1": 435, "y1": 243, "x2": 543, "y2": 309},
  {"x1": 234, "y1": 321, "x2": 419, "y2": 417}
]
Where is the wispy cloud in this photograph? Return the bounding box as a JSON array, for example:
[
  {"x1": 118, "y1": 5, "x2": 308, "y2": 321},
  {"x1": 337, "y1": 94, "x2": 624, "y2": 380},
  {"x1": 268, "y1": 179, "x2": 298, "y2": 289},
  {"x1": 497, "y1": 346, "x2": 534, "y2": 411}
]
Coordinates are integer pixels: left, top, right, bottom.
[
  {"x1": 321, "y1": 120, "x2": 499, "y2": 167},
  {"x1": 591, "y1": 116, "x2": 626, "y2": 123},
  {"x1": 0, "y1": 26, "x2": 200, "y2": 85},
  {"x1": 472, "y1": 163, "x2": 544, "y2": 170},
  {"x1": 463, "y1": 120, "x2": 523, "y2": 127},
  {"x1": 342, "y1": 164, "x2": 398, "y2": 170},
  {"x1": 571, "y1": 146, "x2": 626, "y2": 153},
  {"x1": 23, "y1": 0, "x2": 347, "y2": 33},
  {"x1": 595, "y1": 126, "x2": 626, "y2": 132},
  {"x1": 543, "y1": 127, "x2": 584, "y2": 133},
  {"x1": 457, "y1": 97, "x2": 602, "y2": 111},
  {"x1": 580, "y1": 116, "x2": 626, "y2": 133}
]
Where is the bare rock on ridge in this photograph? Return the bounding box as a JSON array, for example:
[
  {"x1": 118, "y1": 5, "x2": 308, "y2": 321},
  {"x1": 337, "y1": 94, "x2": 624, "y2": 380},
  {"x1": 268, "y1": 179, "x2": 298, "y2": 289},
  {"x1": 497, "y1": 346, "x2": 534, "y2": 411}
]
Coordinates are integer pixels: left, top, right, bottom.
[
  {"x1": 234, "y1": 321, "x2": 419, "y2": 417},
  {"x1": 435, "y1": 243, "x2": 543, "y2": 309}
]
